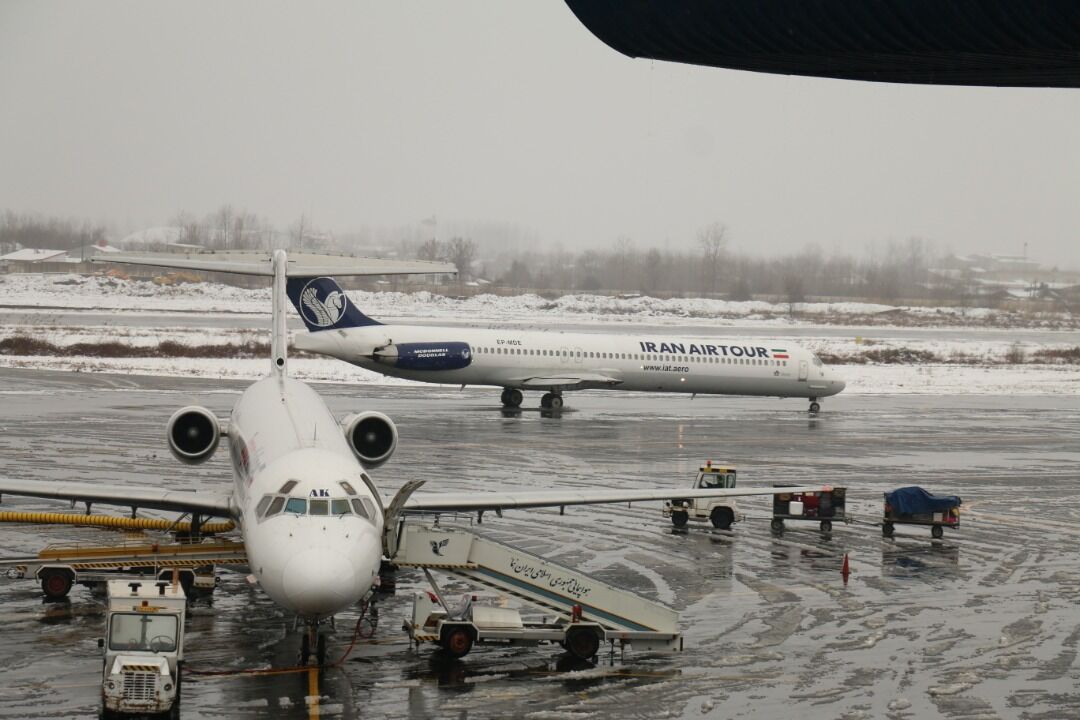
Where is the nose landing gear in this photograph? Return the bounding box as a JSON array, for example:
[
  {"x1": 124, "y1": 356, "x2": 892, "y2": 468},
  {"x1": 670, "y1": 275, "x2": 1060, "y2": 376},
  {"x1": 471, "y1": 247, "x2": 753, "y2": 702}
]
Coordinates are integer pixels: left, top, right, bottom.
[
  {"x1": 809, "y1": 398, "x2": 821, "y2": 414},
  {"x1": 300, "y1": 621, "x2": 329, "y2": 666}
]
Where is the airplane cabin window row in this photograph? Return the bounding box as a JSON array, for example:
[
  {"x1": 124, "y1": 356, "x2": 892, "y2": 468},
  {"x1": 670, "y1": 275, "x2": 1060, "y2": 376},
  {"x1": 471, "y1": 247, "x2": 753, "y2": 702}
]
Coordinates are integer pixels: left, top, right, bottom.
[{"x1": 473, "y1": 346, "x2": 787, "y2": 367}]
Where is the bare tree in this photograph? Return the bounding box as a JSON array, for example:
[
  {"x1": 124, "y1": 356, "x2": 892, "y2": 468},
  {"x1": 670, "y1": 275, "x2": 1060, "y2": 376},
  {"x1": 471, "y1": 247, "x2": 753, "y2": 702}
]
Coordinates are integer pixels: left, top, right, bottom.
[
  {"x1": 290, "y1": 214, "x2": 309, "y2": 250},
  {"x1": 417, "y1": 238, "x2": 441, "y2": 261},
  {"x1": 442, "y1": 236, "x2": 477, "y2": 281},
  {"x1": 697, "y1": 222, "x2": 728, "y2": 295}
]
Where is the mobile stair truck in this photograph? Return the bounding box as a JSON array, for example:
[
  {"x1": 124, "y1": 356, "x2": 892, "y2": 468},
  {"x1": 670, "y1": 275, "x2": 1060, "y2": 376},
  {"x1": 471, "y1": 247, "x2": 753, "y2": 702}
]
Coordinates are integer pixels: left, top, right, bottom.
[
  {"x1": 396, "y1": 523, "x2": 682, "y2": 660},
  {"x1": 99, "y1": 580, "x2": 185, "y2": 719},
  {"x1": 662, "y1": 461, "x2": 739, "y2": 529}
]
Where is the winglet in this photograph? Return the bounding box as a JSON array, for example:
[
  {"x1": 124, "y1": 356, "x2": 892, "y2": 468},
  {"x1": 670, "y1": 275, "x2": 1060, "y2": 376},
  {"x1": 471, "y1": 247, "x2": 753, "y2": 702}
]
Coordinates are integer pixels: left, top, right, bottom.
[{"x1": 286, "y1": 276, "x2": 382, "y2": 332}]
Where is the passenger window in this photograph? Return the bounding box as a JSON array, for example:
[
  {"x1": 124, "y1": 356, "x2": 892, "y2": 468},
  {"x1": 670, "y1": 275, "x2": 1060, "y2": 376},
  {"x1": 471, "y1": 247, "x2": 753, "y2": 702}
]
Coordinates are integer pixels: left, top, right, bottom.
[
  {"x1": 279, "y1": 480, "x2": 298, "y2": 493},
  {"x1": 331, "y1": 499, "x2": 351, "y2": 515},
  {"x1": 309, "y1": 499, "x2": 329, "y2": 516},
  {"x1": 285, "y1": 498, "x2": 306, "y2": 514},
  {"x1": 266, "y1": 496, "x2": 285, "y2": 516},
  {"x1": 340, "y1": 481, "x2": 357, "y2": 495},
  {"x1": 351, "y1": 498, "x2": 369, "y2": 518},
  {"x1": 256, "y1": 495, "x2": 273, "y2": 517}
]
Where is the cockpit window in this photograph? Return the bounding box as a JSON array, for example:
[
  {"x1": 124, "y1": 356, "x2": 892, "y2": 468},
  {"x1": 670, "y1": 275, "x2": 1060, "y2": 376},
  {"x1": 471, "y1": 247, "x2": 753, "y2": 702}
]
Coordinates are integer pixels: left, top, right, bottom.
[
  {"x1": 339, "y1": 481, "x2": 358, "y2": 495},
  {"x1": 279, "y1": 480, "x2": 298, "y2": 493},
  {"x1": 266, "y1": 496, "x2": 285, "y2": 516},
  {"x1": 285, "y1": 498, "x2": 307, "y2": 514},
  {"x1": 331, "y1": 499, "x2": 351, "y2": 516},
  {"x1": 351, "y1": 498, "x2": 369, "y2": 518},
  {"x1": 256, "y1": 495, "x2": 273, "y2": 517},
  {"x1": 309, "y1": 499, "x2": 329, "y2": 516}
]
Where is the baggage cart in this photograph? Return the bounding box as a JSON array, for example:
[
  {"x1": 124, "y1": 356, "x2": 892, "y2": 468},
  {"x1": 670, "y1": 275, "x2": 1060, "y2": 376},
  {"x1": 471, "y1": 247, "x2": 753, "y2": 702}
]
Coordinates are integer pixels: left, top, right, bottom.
[
  {"x1": 771, "y1": 485, "x2": 847, "y2": 534},
  {"x1": 882, "y1": 486, "x2": 961, "y2": 539}
]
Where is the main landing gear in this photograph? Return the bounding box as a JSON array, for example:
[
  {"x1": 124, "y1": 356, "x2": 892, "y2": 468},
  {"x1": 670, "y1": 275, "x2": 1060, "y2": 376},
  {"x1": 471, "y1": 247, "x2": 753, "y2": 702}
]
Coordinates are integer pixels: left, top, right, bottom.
[
  {"x1": 500, "y1": 388, "x2": 523, "y2": 408},
  {"x1": 809, "y1": 397, "x2": 821, "y2": 414},
  {"x1": 540, "y1": 392, "x2": 563, "y2": 410}
]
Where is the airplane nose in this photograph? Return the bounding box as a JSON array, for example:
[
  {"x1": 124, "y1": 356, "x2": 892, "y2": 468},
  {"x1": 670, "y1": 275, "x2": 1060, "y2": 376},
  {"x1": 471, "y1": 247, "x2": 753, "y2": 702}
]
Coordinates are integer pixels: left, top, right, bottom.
[{"x1": 282, "y1": 549, "x2": 356, "y2": 617}]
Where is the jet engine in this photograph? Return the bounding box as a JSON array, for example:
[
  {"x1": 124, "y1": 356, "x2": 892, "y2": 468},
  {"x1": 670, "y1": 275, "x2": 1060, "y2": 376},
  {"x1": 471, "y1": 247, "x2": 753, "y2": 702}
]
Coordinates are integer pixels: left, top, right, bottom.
[
  {"x1": 341, "y1": 411, "x2": 398, "y2": 467},
  {"x1": 166, "y1": 406, "x2": 223, "y2": 465}
]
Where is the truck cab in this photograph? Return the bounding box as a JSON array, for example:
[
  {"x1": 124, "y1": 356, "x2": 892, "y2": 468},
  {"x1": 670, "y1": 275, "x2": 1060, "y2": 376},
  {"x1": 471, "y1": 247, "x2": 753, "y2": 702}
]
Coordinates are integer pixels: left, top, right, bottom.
[
  {"x1": 663, "y1": 463, "x2": 738, "y2": 529},
  {"x1": 100, "y1": 580, "x2": 185, "y2": 719}
]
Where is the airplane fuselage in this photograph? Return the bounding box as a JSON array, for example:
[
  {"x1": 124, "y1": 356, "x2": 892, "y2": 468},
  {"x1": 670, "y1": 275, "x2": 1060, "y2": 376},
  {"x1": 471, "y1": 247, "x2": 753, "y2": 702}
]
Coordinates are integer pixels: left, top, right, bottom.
[{"x1": 296, "y1": 325, "x2": 846, "y2": 398}]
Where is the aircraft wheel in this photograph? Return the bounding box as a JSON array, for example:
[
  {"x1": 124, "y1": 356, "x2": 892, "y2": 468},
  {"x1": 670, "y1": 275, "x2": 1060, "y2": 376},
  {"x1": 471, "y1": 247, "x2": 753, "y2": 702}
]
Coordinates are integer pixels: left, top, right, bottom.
[
  {"x1": 770, "y1": 518, "x2": 784, "y2": 534},
  {"x1": 819, "y1": 520, "x2": 832, "y2": 534},
  {"x1": 671, "y1": 511, "x2": 689, "y2": 528},
  {"x1": 710, "y1": 507, "x2": 734, "y2": 530},
  {"x1": 548, "y1": 395, "x2": 564, "y2": 410},
  {"x1": 40, "y1": 569, "x2": 73, "y2": 601},
  {"x1": 565, "y1": 627, "x2": 600, "y2": 660},
  {"x1": 502, "y1": 389, "x2": 523, "y2": 408},
  {"x1": 440, "y1": 624, "x2": 474, "y2": 659},
  {"x1": 882, "y1": 522, "x2": 895, "y2": 538},
  {"x1": 540, "y1": 393, "x2": 552, "y2": 409},
  {"x1": 809, "y1": 402, "x2": 821, "y2": 413},
  {"x1": 931, "y1": 525, "x2": 944, "y2": 540}
]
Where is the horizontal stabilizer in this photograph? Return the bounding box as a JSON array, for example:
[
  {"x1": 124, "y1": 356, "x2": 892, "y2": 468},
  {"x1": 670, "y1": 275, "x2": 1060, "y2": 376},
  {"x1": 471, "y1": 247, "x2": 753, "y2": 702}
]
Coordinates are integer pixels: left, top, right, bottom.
[{"x1": 92, "y1": 251, "x2": 457, "y2": 277}]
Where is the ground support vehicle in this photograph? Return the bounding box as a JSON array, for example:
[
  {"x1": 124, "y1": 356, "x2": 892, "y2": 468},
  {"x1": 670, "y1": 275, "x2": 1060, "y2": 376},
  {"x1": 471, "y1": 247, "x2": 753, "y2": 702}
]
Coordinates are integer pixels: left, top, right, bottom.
[
  {"x1": 771, "y1": 486, "x2": 848, "y2": 534},
  {"x1": 663, "y1": 462, "x2": 739, "y2": 529},
  {"x1": 396, "y1": 523, "x2": 682, "y2": 660},
  {"x1": 0, "y1": 539, "x2": 245, "y2": 600},
  {"x1": 882, "y1": 486, "x2": 961, "y2": 539},
  {"x1": 100, "y1": 579, "x2": 186, "y2": 718}
]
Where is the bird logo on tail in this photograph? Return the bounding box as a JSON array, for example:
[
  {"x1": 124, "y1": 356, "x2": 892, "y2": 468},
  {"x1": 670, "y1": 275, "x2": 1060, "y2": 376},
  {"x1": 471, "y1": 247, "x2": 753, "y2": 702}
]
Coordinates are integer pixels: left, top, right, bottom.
[{"x1": 299, "y1": 279, "x2": 347, "y2": 328}]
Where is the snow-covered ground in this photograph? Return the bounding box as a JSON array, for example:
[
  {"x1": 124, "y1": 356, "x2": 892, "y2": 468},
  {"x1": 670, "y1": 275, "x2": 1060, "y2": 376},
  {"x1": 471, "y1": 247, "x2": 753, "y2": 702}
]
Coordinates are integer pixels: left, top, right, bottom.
[{"x1": 1, "y1": 273, "x2": 1078, "y2": 394}]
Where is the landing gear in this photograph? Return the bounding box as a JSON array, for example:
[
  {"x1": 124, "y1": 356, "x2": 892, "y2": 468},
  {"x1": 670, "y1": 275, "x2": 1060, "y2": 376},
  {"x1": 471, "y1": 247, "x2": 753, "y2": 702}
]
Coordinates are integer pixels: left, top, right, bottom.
[
  {"x1": 809, "y1": 398, "x2": 821, "y2": 414},
  {"x1": 540, "y1": 392, "x2": 564, "y2": 410},
  {"x1": 500, "y1": 388, "x2": 523, "y2": 408},
  {"x1": 317, "y1": 634, "x2": 328, "y2": 666},
  {"x1": 300, "y1": 622, "x2": 328, "y2": 666}
]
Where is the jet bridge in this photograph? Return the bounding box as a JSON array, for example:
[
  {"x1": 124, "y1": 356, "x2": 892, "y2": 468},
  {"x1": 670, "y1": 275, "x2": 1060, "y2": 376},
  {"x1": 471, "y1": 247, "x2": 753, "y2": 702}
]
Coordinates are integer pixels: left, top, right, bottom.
[{"x1": 392, "y1": 522, "x2": 681, "y2": 658}]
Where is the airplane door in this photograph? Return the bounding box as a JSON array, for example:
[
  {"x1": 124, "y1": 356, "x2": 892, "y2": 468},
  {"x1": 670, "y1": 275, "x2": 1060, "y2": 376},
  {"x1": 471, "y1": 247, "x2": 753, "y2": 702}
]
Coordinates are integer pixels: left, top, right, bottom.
[{"x1": 798, "y1": 360, "x2": 808, "y2": 381}]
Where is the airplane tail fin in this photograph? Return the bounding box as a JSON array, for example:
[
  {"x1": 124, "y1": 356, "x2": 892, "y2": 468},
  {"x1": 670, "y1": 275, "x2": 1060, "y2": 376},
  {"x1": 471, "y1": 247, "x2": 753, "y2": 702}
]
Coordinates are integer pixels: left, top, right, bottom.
[{"x1": 286, "y1": 276, "x2": 382, "y2": 332}]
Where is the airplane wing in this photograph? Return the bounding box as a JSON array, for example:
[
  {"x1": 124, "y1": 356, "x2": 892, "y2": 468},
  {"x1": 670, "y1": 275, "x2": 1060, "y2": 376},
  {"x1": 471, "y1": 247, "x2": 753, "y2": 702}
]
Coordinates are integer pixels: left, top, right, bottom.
[
  {"x1": 93, "y1": 251, "x2": 457, "y2": 278},
  {"x1": 510, "y1": 372, "x2": 623, "y2": 390},
  {"x1": 400, "y1": 485, "x2": 831, "y2": 513},
  {"x1": 0, "y1": 479, "x2": 235, "y2": 518}
]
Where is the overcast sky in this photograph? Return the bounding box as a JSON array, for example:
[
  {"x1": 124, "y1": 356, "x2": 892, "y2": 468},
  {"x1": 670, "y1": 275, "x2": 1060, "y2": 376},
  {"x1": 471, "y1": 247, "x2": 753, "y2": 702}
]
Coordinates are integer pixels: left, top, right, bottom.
[{"x1": 2, "y1": 1, "x2": 1079, "y2": 265}]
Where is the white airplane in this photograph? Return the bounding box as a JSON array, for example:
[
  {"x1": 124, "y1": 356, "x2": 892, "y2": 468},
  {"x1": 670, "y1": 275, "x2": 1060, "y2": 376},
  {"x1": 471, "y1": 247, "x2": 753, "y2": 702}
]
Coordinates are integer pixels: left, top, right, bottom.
[
  {"x1": 288, "y1": 276, "x2": 846, "y2": 412},
  {"x1": 0, "y1": 251, "x2": 828, "y2": 665}
]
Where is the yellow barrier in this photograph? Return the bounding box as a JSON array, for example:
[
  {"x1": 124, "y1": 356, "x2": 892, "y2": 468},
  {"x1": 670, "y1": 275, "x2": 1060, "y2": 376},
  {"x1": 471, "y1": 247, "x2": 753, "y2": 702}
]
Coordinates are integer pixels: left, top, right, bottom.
[{"x1": 0, "y1": 511, "x2": 234, "y2": 535}]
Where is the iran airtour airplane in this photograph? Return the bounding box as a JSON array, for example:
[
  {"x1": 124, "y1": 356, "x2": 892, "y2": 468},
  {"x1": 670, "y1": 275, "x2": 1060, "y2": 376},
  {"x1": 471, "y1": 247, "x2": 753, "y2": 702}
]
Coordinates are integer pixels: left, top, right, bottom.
[
  {"x1": 288, "y1": 276, "x2": 846, "y2": 412},
  {"x1": 0, "y1": 250, "x2": 825, "y2": 665}
]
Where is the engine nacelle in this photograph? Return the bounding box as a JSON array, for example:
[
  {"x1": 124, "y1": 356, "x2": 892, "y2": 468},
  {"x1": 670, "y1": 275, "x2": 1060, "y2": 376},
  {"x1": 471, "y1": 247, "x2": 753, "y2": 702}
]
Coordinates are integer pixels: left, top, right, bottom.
[
  {"x1": 341, "y1": 411, "x2": 397, "y2": 468},
  {"x1": 167, "y1": 406, "x2": 222, "y2": 465}
]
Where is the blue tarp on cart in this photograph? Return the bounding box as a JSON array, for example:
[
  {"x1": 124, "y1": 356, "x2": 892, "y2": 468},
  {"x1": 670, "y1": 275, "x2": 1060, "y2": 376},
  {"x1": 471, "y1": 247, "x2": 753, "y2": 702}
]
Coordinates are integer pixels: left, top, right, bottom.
[{"x1": 885, "y1": 487, "x2": 961, "y2": 515}]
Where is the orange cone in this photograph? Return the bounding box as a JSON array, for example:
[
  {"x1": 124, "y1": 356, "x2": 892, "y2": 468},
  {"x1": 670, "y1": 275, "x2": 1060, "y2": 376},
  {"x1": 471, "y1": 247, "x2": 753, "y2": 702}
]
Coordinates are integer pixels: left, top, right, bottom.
[{"x1": 841, "y1": 552, "x2": 850, "y2": 584}]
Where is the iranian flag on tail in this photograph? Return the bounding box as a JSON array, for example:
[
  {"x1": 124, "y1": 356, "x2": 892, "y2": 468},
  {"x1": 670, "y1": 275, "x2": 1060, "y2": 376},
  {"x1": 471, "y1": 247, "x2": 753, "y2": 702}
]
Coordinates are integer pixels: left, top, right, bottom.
[{"x1": 771, "y1": 348, "x2": 790, "y2": 359}]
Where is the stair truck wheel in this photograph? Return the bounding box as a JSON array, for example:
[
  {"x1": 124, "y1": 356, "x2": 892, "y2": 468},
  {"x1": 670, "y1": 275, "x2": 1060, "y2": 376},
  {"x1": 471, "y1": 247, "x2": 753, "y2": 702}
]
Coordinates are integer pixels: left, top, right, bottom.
[
  {"x1": 671, "y1": 510, "x2": 689, "y2": 528},
  {"x1": 882, "y1": 522, "x2": 895, "y2": 538},
  {"x1": 931, "y1": 524, "x2": 944, "y2": 540},
  {"x1": 440, "y1": 624, "x2": 474, "y2": 659},
  {"x1": 770, "y1": 518, "x2": 784, "y2": 533},
  {"x1": 710, "y1": 507, "x2": 734, "y2": 530},
  {"x1": 819, "y1": 519, "x2": 832, "y2": 534},
  {"x1": 40, "y1": 568, "x2": 74, "y2": 601},
  {"x1": 565, "y1": 627, "x2": 601, "y2": 660}
]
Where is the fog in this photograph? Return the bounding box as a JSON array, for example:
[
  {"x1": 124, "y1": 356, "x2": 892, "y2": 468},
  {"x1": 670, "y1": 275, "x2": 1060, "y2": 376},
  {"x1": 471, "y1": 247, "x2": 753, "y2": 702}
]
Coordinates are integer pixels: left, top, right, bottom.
[{"x1": 2, "y1": 1, "x2": 1079, "y2": 265}]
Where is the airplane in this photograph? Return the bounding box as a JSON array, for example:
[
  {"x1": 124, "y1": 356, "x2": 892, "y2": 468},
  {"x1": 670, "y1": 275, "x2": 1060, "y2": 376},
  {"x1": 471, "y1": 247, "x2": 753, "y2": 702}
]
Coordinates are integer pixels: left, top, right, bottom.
[
  {"x1": 287, "y1": 276, "x2": 846, "y2": 412},
  {"x1": 0, "y1": 250, "x2": 830, "y2": 666}
]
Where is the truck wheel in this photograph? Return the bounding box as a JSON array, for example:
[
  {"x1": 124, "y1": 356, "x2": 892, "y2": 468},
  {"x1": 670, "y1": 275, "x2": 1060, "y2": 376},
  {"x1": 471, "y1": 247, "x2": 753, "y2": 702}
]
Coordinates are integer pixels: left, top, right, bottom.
[
  {"x1": 671, "y1": 511, "x2": 689, "y2": 528},
  {"x1": 710, "y1": 508, "x2": 734, "y2": 530},
  {"x1": 819, "y1": 520, "x2": 832, "y2": 534},
  {"x1": 40, "y1": 569, "x2": 74, "y2": 601},
  {"x1": 882, "y1": 522, "x2": 894, "y2": 538},
  {"x1": 770, "y1": 518, "x2": 784, "y2": 534},
  {"x1": 440, "y1": 625, "x2": 474, "y2": 659},
  {"x1": 565, "y1": 627, "x2": 600, "y2": 660},
  {"x1": 931, "y1": 525, "x2": 944, "y2": 539}
]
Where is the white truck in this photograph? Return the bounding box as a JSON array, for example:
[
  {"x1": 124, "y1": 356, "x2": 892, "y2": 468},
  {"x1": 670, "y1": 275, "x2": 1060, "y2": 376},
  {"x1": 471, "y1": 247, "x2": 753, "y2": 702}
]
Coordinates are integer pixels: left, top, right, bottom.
[
  {"x1": 663, "y1": 462, "x2": 738, "y2": 529},
  {"x1": 99, "y1": 580, "x2": 185, "y2": 719}
]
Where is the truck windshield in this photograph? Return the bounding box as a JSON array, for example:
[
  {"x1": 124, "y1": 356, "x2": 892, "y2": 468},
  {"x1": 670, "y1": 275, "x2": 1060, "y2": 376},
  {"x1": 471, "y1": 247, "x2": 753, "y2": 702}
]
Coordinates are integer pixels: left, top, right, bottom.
[
  {"x1": 698, "y1": 473, "x2": 736, "y2": 489},
  {"x1": 109, "y1": 613, "x2": 178, "y2": 652}
]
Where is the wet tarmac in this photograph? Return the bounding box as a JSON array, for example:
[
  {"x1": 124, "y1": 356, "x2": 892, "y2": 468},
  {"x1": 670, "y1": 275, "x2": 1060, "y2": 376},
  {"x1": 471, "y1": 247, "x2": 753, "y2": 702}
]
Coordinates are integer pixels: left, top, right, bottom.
[{"x1": 0, "y1": 367, "x2": 1078, "y2": 719}]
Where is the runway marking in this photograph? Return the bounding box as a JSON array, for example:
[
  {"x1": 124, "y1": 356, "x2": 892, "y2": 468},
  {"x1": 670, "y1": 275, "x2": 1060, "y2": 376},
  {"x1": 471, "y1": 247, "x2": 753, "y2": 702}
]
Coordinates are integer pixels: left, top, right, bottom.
[{"x1": 307, "y1": 667, "x2": 319, "y2": 719}]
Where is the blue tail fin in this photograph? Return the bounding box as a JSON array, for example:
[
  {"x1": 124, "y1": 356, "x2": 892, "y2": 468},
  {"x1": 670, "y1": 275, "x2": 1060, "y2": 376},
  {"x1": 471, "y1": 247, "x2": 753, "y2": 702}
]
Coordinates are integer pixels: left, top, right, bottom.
[{"x1": 286, "y1": 276, "x2": 382, "y2": 331}]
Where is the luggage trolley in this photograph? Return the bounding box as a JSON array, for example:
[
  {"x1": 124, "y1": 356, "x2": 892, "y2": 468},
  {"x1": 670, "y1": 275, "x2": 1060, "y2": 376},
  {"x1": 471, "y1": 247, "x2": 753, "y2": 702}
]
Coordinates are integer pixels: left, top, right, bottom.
[
  {"x1": 771, "y1": 485, "x2": 847, "y2": 534},
  {"x1": 882, "y1": 486, "x2": 961, "y2": 539}
]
